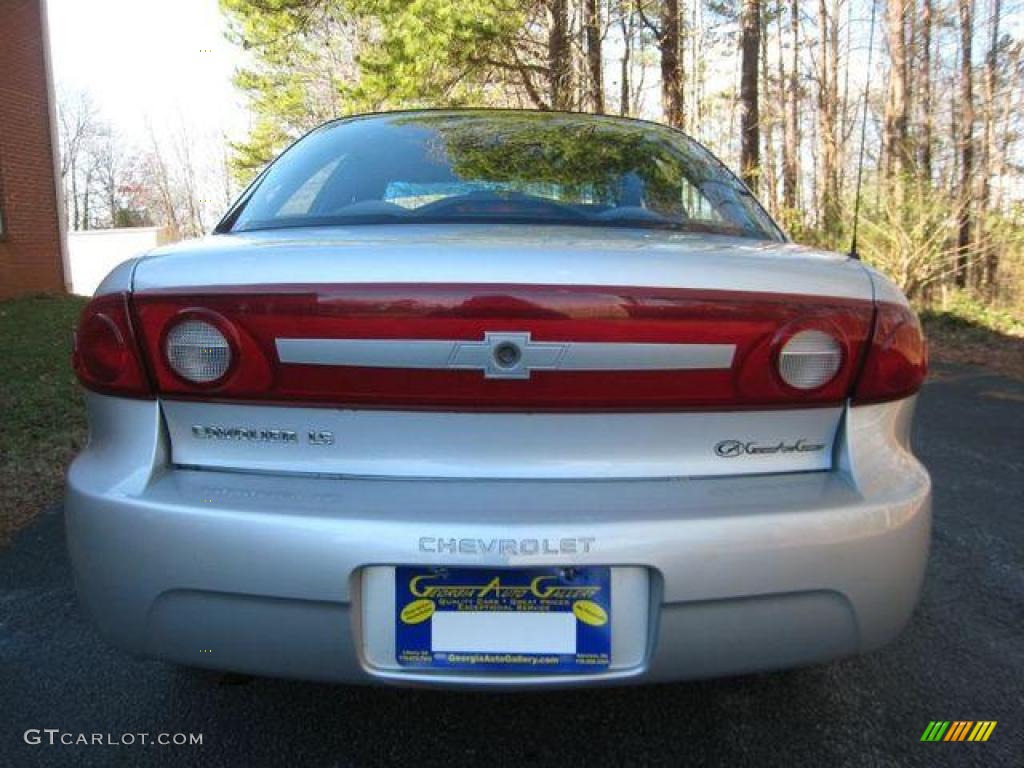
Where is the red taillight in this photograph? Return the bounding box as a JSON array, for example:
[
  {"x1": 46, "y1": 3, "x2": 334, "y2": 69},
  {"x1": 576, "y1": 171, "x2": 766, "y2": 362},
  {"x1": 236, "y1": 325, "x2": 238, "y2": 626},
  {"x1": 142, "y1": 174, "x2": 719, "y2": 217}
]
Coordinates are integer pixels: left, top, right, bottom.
[
  {"x1": 73, "y1": 293, "x2": 152, "y2": 398},
  {"x1": 132, "y1": 284, "x2": 877, "y2": 410},
  {"x1": 852, "y1": 302, "x2": 928, "y2": 404}
]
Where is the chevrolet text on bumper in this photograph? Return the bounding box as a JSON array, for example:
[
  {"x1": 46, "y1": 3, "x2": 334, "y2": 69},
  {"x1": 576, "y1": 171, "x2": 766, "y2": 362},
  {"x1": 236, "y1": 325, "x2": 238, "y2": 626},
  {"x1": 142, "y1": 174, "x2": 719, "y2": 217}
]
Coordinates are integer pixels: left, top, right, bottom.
[{"x1": 66, "y1": 110, "x2": 930, "y2": 688}]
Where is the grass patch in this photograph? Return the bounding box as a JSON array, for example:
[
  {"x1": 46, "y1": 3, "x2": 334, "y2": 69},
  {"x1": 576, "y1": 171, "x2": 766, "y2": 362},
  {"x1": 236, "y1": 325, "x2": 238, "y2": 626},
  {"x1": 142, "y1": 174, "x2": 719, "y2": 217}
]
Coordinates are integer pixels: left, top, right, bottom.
[
  {"x1": 0, "y1": 294, "x2": 88, "y2": 542},
  {"x1": 921, "y1": 292, "x2": 1024, "y2": 337},
  {"x1": 921, "y1": 295, "x2": 1024, "y2": 381}
]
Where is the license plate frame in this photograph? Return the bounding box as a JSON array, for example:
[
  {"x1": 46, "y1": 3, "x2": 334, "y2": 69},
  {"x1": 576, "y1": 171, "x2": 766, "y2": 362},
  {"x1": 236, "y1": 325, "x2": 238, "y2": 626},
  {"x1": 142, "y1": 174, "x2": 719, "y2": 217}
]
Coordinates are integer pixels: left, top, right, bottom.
[{"x1": 394, "y1": 566, "x2": 611, "y2": 673}]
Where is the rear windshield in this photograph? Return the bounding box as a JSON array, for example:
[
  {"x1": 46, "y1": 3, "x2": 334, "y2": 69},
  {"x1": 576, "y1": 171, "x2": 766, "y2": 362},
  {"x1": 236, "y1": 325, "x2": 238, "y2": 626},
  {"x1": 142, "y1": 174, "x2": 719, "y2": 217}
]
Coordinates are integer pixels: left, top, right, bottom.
[{"x1": 228, "y1": 111, "x2": 783, "y2": 241}]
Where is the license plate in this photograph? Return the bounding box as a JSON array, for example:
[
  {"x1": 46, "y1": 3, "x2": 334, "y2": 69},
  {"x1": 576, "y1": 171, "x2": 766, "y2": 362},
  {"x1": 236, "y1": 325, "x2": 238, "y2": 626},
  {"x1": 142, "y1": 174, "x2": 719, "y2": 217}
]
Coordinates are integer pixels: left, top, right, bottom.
[{"x1": 395, "y1": 566, "x2": 611, "y2": 673}]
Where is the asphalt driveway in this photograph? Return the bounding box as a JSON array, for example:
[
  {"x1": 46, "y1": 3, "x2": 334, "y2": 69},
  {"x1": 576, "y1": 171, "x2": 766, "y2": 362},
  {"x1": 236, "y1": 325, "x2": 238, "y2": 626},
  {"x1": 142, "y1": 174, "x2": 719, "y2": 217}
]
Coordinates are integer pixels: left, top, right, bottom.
[{"x1": 1, "y1": 362, "x2": 1021, "y2": 767}]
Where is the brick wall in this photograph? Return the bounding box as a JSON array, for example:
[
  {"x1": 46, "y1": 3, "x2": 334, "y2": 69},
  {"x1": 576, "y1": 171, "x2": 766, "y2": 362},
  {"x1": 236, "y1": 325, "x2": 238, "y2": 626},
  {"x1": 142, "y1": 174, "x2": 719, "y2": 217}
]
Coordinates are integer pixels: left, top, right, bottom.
[{"x1": 0, "y1": 0, "x2": 66, "y2": 298}]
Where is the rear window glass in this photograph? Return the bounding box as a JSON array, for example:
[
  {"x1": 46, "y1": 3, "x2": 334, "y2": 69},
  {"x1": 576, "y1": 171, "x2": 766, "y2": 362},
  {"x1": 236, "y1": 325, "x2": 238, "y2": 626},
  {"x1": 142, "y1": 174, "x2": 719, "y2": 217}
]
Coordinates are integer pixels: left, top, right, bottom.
[{"x1": 230, "y1": 111, "x2": 783, "y2": 241}]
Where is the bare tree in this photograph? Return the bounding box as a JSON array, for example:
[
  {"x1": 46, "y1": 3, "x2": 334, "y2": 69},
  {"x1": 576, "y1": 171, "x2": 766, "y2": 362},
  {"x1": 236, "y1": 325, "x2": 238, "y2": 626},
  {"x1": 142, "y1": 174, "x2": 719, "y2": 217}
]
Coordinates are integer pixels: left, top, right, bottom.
[
  {"x1": 142, "y1": 122, "x2": 182, "y2": 237},
  {"x1": 56, "y1": 90, "x2": 99, "y2": 230},
  {"x1": 89, "y1": 127, "x2": 124, "y2": 228},
  {"x1": 174, "y1": 120, "x2": 205, "y2": 237}
]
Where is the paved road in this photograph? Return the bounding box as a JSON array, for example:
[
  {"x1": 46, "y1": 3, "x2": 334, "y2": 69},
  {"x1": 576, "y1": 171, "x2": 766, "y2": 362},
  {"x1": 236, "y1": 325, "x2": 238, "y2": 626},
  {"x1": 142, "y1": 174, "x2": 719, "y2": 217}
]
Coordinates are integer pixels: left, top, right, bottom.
[{"x1": 1, "y1": 363, "x2": 1021, "y2": 767}]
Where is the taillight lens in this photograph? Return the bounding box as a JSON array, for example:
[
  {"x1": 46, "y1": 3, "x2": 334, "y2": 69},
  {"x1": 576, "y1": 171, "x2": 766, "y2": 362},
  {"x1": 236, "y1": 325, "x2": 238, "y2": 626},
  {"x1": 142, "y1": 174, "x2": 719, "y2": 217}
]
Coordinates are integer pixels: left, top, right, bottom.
[
  {"x1": 72, "y1": 293, "x2": 152, "y2": 398},
  {"x1": 164, "y1": 318, "x2": 233, "y2": 384},
  {"x1": 853, "y1": 303, "x2": 928, "y2": 404},
  {"x1": 777, "y1": 329, "x2": 843, "y2": 390}
]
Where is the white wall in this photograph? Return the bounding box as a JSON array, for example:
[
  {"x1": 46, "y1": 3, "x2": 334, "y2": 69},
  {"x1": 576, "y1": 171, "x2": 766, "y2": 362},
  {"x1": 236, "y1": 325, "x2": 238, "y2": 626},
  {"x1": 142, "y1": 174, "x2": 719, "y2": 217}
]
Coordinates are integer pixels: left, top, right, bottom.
[{"x1": 67, "y1": 226, "x2": 176, "y2": 296}]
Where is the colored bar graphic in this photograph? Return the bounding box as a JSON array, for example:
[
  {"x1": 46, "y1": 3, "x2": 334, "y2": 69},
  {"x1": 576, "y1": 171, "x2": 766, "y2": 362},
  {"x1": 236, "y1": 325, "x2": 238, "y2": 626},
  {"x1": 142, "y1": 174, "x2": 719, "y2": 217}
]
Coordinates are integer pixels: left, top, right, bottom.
[
  {"x1": 944, "y1": 721, "x2": 972, "y2": 741},
  {"x1": 921, "y1": 722, "x2": 950, "y2": 742},
  {"x1": 921, "y1": 721, "x2": 997, "y2": 742},
  {"x1": 968, "y1": 722, "x2": 998, "y2": 742}
]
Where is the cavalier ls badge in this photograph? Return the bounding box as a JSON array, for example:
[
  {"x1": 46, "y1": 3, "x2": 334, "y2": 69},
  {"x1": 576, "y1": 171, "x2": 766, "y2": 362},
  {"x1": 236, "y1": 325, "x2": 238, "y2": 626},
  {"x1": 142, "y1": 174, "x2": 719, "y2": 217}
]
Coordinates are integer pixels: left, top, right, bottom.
[{"x1": 191, "y1": 425, "x2": 334, "y2": 446}]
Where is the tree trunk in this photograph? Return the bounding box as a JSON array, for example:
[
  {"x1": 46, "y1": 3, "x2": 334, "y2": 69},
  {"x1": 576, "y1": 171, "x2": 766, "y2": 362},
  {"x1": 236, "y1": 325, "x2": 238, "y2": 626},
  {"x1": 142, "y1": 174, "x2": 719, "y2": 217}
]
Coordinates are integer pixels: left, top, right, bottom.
[
  {"x1": 585, "y1": 0, "x2": 605, "y2": 113},
  {"x1": 838, "y1": 0, "x2": 852, "y2": 179},
  {"x1": 884, "y1": 0, "x2": 910, "y2": 179},
  {"x1": 108, "y1": 174, "x2": 117, "y2": 226},
  {"x1": 817, "y1": 0, "x2": 840, "y2": 234},
  {"x1": 955, "y1": 0, "x2": 974, "y2": 288},
  {"x1": 689, "y1": 0, "x2": 702, "y2": 131},
  {"x1": 993, "y1": 49, "x2": 1015, "y2": 213},
  {"x1": 782, "y1": 0, "x2": 799, "y2": 210},
  {"x1": 633, "y1": 14, "x2": 649, "y2": 115},
  {"x1": 70, "y1": 158, "x2": 80, "y2": 231},
  {"x1": 740, "y1": 0, "x2": 761, "y2": 190},
  {"x1": 919, "y1": 0, "x2": 933, "y2": 180},
  {"x1": 619, "y1": 3, "x2": 632, "y2": 116},
  {"x1": 906, "y1": 0, "x2": 917, "y2": 143},
  {"x1": 659, "y1": 0, "x2": 685, "y2": 128},
  {"x1": 82, "y1": 167, "x2": 93, "y2": 231},
  {"x1": 548, "y1": 0, "x2": 573, "y2": 110},
  {"x1": 980, "y1": 0, "x2": 1001, "y2": 289},
  {"x1": 761, "y1": 2, "x2": 777, "y2": 213}
]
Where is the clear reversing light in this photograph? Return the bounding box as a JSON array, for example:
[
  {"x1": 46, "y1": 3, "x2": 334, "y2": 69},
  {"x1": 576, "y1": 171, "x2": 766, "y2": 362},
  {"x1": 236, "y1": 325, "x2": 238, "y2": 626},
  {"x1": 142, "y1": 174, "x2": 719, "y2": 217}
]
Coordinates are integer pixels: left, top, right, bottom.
[
  {"x1": 778, "y1": 329, "x2": 842, "y2": 390},
  {"x1": 165, "y1": 319, "x2": 231, "y2": 384}
]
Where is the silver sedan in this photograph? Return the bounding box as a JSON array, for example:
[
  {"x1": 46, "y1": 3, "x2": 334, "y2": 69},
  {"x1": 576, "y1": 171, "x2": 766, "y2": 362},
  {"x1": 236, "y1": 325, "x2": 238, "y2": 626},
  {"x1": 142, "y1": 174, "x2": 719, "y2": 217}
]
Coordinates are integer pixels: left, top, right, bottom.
[{"x1": 66, "y1": 110, "x2": 930, "y2": 688}]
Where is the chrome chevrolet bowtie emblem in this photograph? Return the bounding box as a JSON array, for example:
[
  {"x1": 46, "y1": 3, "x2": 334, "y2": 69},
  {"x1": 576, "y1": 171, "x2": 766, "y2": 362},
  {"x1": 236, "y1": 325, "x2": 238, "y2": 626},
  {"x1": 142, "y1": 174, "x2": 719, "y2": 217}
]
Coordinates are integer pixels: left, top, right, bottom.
[{"x1": 449, "y1": 332, "x2": 566, "y2": 379}]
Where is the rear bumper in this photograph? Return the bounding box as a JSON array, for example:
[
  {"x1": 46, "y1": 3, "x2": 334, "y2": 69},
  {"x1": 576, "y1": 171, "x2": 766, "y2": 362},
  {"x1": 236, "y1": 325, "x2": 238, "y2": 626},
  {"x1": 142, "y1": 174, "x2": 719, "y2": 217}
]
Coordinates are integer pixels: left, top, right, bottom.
[{"x1": 65, "y1": 395, "x2": 930, "y2": 688}]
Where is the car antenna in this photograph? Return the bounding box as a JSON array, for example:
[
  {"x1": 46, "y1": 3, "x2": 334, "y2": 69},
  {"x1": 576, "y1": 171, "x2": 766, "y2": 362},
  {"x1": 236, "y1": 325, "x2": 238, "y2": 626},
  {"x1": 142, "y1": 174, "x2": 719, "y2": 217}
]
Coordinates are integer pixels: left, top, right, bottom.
[{"x1": 849, "y1": 0, "x2": 879, "y2": 261}]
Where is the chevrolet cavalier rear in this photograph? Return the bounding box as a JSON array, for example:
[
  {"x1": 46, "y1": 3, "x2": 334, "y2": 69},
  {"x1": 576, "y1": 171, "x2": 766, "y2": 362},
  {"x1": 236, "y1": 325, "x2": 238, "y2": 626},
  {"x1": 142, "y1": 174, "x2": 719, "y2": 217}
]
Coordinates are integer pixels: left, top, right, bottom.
[{"x1": 65, "y1": 110, "x2": 931, "y2": 687}]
